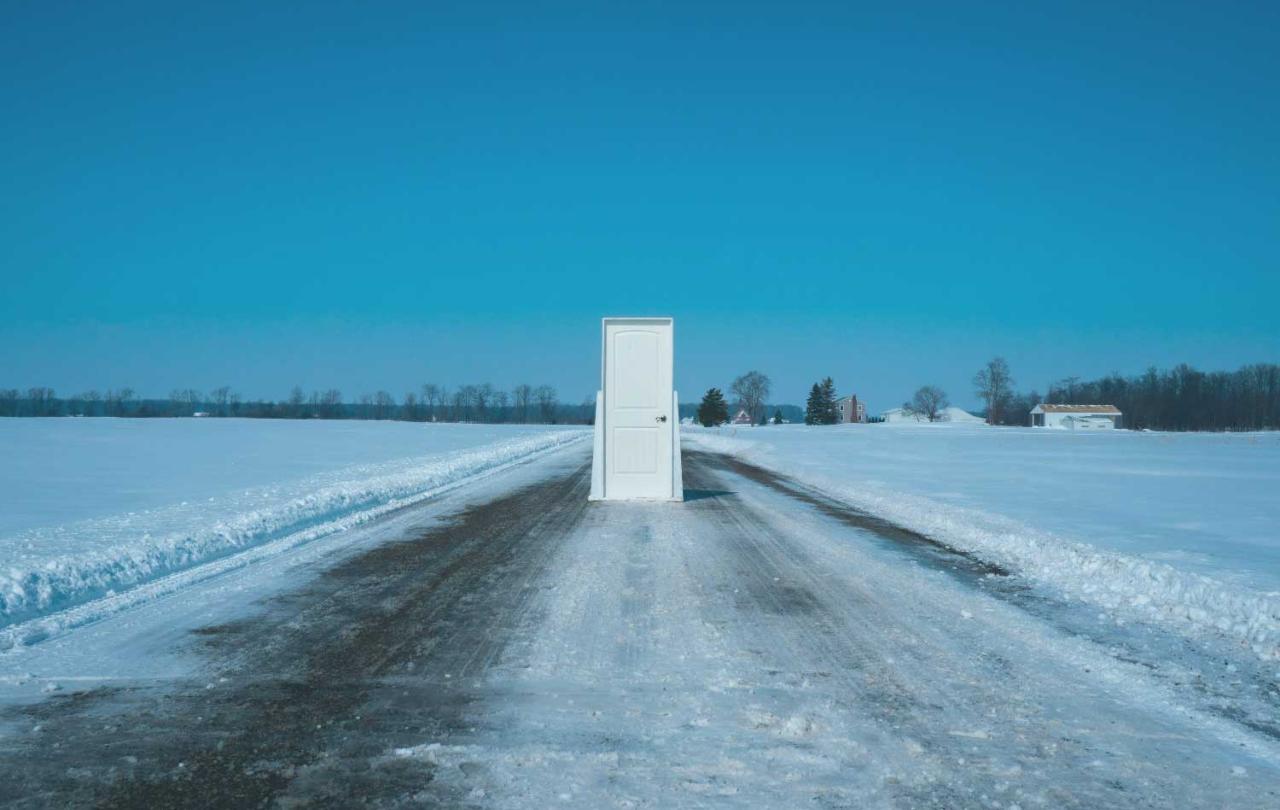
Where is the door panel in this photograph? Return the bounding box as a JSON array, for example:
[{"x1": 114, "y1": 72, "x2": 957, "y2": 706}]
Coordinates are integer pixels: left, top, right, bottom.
[
  {"x1": 612, "y1": 331, "x2": 661, "y2": 408},
  {"x1": 612, "y1": 427, "x2": 659, "y2": 474}
]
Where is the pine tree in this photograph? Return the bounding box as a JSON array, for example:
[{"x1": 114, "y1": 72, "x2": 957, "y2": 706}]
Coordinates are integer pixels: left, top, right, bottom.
[
  {"x1": 697, "y1": 387, "x2": 729, "y2": 427},
  {"x1": 820, "y1": 377, "x2": 838, "y2": 424},
  {"x1": 804, "y1": 383, "x2": 823, "y2": 425},
  {"x1": 772, "y1": 408, "x2": 784, "y2": 425}
]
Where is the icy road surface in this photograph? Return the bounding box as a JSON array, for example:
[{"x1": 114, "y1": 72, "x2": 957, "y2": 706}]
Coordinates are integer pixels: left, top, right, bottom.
[{"x1": 2, "y1": 443, "x2": 1278, "y2": 807}]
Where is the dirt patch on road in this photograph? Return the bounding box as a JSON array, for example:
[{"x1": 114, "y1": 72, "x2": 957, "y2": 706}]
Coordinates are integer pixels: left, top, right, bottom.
[{"x1": 0, "y1": 461, "x2": 590, "y2": 809}]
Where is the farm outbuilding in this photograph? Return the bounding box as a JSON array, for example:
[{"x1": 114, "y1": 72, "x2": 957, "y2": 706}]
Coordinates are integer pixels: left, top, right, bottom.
[{"x1": 1030, "y1": 404, "x2": 1122, "y2": 430}]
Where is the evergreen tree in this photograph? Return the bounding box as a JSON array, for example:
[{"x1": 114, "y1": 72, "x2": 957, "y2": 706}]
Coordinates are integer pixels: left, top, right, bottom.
[
  {"x1": 697, "y1": 387, "x2": 729, "y2": 427},
  {"x1": 804, "y1": 383, "x2": 823, "y2": 425},
  {"x1": 772, "y1": 408, "x2": 784, "y2": 425},
  {"x1": 819, "y1": 377, "x2": 838, "y2": 424}
]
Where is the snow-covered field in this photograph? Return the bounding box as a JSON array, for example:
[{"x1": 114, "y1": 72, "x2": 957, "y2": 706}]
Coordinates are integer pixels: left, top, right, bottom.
[
  {"x1": 0, "y1": 419, "x2": 586, "y2": 646},
  {"x1": 687, "y1": 422, "x2": 1280, "y2": 660}
]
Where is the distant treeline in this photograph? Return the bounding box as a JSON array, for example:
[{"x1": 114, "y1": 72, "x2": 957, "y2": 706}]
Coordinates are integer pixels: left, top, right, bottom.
[
  {"x1": 0, "y1": 385, "x2": 596, "y2": 424},
  {"x1": 996, "y1": 363, "x2": 1280, "y2": 431}
]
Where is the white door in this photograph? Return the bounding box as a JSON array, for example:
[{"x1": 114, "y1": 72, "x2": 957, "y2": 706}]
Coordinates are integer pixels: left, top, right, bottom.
[{"x1": 603, "y1": 318, "x2": 674, "y2": 500}]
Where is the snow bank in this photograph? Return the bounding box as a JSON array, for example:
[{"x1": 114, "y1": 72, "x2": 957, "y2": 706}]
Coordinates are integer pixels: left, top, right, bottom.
[
  {"x1": 881, "y1": 405, "x2": 983, "y2": 423},
  {"x1": 0, "y1": 418, "x2": 579, "y2": 537},
  {"x1": 686, "y1": 424, "x2": 1280, "y2": 660},
  {"x1": 0, "y1": 423, "x2": 586, "y2": 647}
]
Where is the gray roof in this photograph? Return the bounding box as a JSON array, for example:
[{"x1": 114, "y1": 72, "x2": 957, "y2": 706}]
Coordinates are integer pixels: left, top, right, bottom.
[{"x1": 1036, "y1": 404, "x2": 1121, "y2": 414}]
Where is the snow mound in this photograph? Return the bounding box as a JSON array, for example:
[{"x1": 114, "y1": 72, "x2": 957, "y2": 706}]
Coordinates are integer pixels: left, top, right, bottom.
[
  {"x1": 941, "y1": 406, "x2": 984, "y2": 423},
  {"x1": 0, "y1": 429, "x2": 585, "y2": 647},
  {"x1": 881, "y1": 406, "x2": 984, "y2": 424}
]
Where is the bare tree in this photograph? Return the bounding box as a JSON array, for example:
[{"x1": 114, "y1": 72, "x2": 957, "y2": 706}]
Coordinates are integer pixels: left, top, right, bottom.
[
  {"x1": 908, "y1": 385, "x2": 949, "y2": 422},
  {"x1": 534, "y1": 385, "x2": 557, "y2": 423},
  {"x1": 421, "y1": 384, "x2": 441, "y2": 421},
  {"x1": 513, "y1": 384, "x2": 533, "y2": 423},
  {"x1": 974, "y1": 357, "x2": 1014, "y2": 425},
  {"x1": 26, "y1": 387, "x2": 57, "y2": 416},
  {"x1": 169, "y1": 389, "x2": 203, "y2": 416},
  {"x1": 210, "y1": 386, "x2": 232, "y2": 417},
  {"x1": 0, "y1": 388, "x2": 19, "y2": 417},
  {"x1": 1055, "y1": 376, "x2": 1081, "y2": 403},
  {"x1": 288, "y1": 386, "x2": 306, "y2": 419},
  {"x1": 76, "y1": 390, "x2": 102, "y2": 416},
  {"x1": 105, "y1": 387, "x2": 136, "y2": 417},
  {"x1": 492, "y1": 390, "x2": 509, "y2": 422},
  {"x1": 373, "y1": 391, "x2": 395, "y2": 420},
  {"x1": 402, "y1": 392, "x2": 418, "y2": 421},
  {"x1": 320, "y1": 389, "x2": 343, "y2": 419},
  {"x1": 474, "y1": 383, "x2": 493, "y2": 423},
  {"x1": 459, "y1": 385, "x2": 480, "y2": 421},
  {"x1": 731, "y1": 371, "x2": 772, "y2": 425}
]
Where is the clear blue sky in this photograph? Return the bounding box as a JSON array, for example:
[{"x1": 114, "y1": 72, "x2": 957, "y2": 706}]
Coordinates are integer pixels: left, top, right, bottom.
[{"x1": 3, "y1": 1, "x2": 1277, "y2": 411}]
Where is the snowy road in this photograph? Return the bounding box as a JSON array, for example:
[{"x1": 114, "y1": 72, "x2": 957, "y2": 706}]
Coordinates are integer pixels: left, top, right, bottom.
[{"x1": 2, "y1": 444, "x2": 1278, "y2": 807}]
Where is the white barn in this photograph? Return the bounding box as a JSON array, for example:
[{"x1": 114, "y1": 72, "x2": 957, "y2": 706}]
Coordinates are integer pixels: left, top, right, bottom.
[{"x1": 1030, "y1": 404, "x2": 1121, "y2": 430}]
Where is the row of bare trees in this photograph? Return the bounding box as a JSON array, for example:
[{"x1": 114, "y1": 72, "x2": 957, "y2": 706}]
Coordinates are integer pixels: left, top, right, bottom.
[
  {"x1": 0, "y1": 384, "x2": 580, "y2": 424},
  {"x1": 1, "y1": 388, "x2": 140, "y2": 417}
]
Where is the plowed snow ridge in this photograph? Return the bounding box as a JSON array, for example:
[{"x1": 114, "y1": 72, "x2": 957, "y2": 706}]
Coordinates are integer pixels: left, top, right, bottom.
[{"x1": 0, "y1": 430, "x2": 586, "y2": 648}]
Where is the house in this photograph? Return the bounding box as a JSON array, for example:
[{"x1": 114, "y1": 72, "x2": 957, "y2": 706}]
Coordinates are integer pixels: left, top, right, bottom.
[
  {"x1": 1030, "y1": 404, "x2": 1121, "y2": 430},
  {"x1": 732, "y1": 408, "x2": 754, "y2": 425},
  {"x1": 836, "y1": 394, "x2": 865, "y2": 423}
]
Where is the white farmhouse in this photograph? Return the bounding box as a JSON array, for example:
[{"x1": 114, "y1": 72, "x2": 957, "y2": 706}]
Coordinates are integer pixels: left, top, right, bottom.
[{"x1": 1030, "y1": 403, "x2": 1122, "y2": 430}]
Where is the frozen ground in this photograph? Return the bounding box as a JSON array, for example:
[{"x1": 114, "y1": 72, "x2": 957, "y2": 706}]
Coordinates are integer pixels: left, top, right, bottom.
[
  {"x1": 0, "y1": 419, "x2": 586, "y2": 646},
  {"x1": 2, "y1": 443, "x2": 1276, "y2": 807},
  {"x1": 687, "y1": 423, "x2": 1280, "y2": 661}
]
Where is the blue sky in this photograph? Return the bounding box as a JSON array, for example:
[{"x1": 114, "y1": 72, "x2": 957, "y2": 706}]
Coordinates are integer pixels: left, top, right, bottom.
[{"x1": 3, "y1": 1, "x2": 1277, "y2": 411}]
